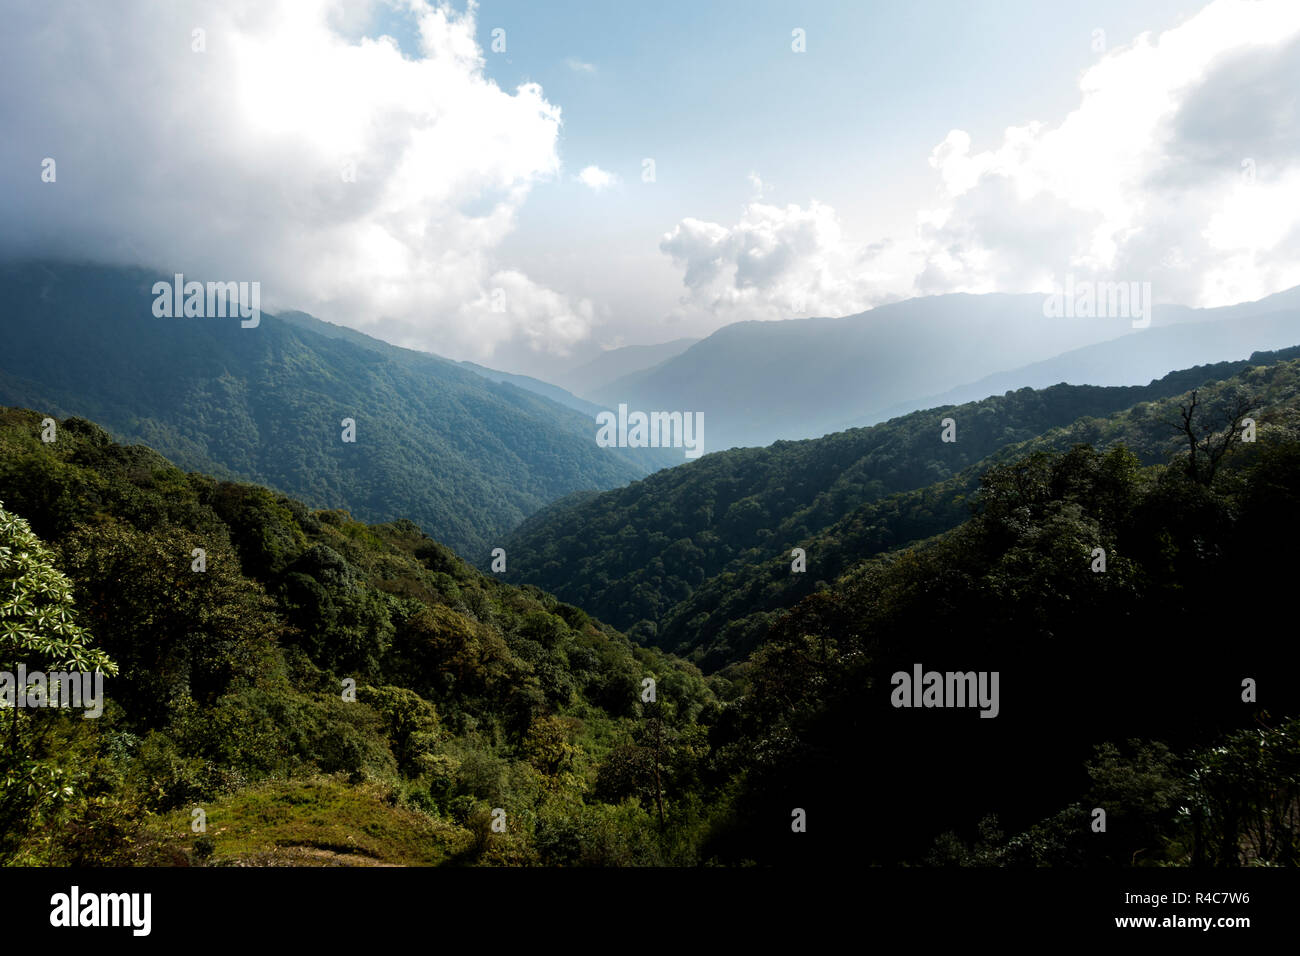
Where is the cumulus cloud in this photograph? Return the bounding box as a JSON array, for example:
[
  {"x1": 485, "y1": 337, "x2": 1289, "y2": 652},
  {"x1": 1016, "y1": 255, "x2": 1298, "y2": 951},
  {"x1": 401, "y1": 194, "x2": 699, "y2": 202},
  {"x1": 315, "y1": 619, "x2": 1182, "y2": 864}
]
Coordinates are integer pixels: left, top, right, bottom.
[
  {"x1": 454, "y1": 269, "x2": 594, "y2": 354},
  {"x1": 576, "y1": 165, "x2": 618, "y2": 191},
  {"x1": 0, "y1": 0, "x2": 591, "y2": 360},
  {"x1": 663, "y1": 0, "x2": 1300, "y2": 319},
  {"x1": 918, "y1": 0, "x2": 1300, "y2": 307},
  {"x1": 660, "y1": 201, "x2": 915, "y2": 320}
]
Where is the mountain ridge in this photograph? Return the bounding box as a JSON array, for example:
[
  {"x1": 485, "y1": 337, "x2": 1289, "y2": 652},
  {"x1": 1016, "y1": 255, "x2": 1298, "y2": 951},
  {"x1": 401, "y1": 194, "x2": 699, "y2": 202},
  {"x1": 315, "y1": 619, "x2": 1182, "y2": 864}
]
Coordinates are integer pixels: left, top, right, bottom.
[
  {"x1": 593, "y1": 287, "x2": 1298, "y2": 449},
  {"x1": 501, "y1": 344, "x2": 1300, "y2": 659},
  {"x1": 0, "y1": 260, "x2": 659, "y2": 559}
]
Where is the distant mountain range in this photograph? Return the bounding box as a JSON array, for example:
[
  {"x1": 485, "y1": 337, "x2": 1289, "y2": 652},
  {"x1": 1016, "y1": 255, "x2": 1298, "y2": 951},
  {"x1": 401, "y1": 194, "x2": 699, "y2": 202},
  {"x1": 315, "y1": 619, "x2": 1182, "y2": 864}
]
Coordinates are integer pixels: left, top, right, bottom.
[
  {"x1": 0, "y1": 261, "x2": 668, "y2": 558},
  {"x1": 591, "y1": 288, "x2": 1300, "y2": 451},
  {"x1": 8, "y1": 258, "x2": 1300, "y2": 567},
  {"x1": 860, "y1": 287, "x2": 1300, "y2": 426},
  {"x1": 557, "y1": 337, "x2": 699, "y2": 399}
]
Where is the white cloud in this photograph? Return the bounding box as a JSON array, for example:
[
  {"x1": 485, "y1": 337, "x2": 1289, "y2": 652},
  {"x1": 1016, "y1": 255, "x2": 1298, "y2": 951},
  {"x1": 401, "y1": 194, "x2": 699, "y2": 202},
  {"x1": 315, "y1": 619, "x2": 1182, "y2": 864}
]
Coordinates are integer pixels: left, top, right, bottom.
[
  {"x1": 660, "y1": 201, "x2": 913, "y2": 320},
  {"x1": 576, "y1": 165, "x2": 618, "y2": 191},
  {"x1": 565, "y1": 57, "x2": 597, "y2": 74},
  {"x1": 0, "y1": 0, "x2": 592, "y2": 360},
  {"x1": 459, "y1": 270, "x2": 595, "y2": 355},
  {"x1": 917, "y1": 0, "x2": 1300, "y2": 306},
  {"x1": 663, "y1": 0, "x2": 1300, "y2": 318}
]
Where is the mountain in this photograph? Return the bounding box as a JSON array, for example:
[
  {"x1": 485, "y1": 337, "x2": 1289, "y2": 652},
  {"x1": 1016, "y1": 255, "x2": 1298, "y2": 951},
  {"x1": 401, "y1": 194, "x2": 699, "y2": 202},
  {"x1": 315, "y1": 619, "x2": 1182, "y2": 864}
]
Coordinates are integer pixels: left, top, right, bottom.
[
  {"x1": 0, "y1": 406, "x2": 715, "y2": 866},
  {"x1": 559, "y1": 337, "x2": 699, "y2": 399},
  {"x1": 0, "y1": 260, "x2": 659, "y2": 559},
  {"x1": 714, "y1": 427, "x2": 1300, "y2": 865},
  {"x1": 591, "y1": 288, "x2": 1300, "y2": 450},
  {"x1": 862, "y1": 295, "x2": 1300, "y2": 425},
  {"x1": 4, "y1": 393, "x2": 1296, "y2": 869},
  {"x1": 456, "y1": 359, "x2": 603, "y2": 416},
  {"x1": 500, "y1": 346, "x2": 1300, "y2": 657},
  {"x1": 270, "y1": 311, "x2": 681, "y2": 471},
  {"x1": 659, "y1": 351, "x2": 1300, "y2": 668}
]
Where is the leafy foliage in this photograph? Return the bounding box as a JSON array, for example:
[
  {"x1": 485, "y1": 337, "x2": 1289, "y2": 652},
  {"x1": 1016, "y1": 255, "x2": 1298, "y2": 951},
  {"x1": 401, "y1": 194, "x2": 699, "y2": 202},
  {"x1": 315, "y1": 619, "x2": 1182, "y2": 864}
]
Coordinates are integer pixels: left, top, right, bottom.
[
  {"x1": 3, "y1": 348, "x2": 1299, "y2": 867},
  {"x1": 0, "y1": 499, "x2": 117, "y2": 856},
  {"x1": 703, "y1": 433, "x2": 1300, "y2": 866},
  {"x1": 0, "y1": 261, "x2": 659, "y2": 560},
  {"x1": 507, "y1": 352, "x2": 1300, "y2": 670},
  {"x1": 0, "y1": 407, "x2": 714, "y2": 865}
]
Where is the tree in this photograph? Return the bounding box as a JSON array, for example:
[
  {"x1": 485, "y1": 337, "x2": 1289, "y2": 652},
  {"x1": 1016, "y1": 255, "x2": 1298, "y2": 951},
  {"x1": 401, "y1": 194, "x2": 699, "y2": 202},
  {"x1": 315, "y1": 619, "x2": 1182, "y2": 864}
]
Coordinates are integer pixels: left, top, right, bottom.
[
  {"x1": 1187, "y1": 718, "x2": 1300, "y2": 866},
  {"x1": 0, "y1": 501, "x2": 117, "y2": 857},
  {"x1": 358, "y1": 684, "x2": 441, "y2": 777},
  {"x1": 58, "y1": 519, "x2": 280, "y2": 724},
  {"x1": 645, "y1": 699, "x2": 667, "y2": 827},
  {"x1": 1169, "y1": 388, "x2": 1259, "y2": 485}
]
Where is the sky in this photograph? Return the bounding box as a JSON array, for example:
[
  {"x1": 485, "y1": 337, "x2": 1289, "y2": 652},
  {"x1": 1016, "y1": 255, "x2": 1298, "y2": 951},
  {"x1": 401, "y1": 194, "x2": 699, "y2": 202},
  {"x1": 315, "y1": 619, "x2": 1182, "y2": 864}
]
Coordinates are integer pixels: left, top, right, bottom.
[{"x1": 3, "y1": 0, "x2": 1299, "y2": 380}]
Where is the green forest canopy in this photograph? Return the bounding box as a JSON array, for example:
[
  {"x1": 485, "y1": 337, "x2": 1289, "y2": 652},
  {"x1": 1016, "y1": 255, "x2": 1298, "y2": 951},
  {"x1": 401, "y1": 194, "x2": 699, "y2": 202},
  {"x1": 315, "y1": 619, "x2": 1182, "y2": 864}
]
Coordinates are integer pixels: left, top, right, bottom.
[{"x1": 2, "y1": 385, "x2": 1297, "y2": 866}]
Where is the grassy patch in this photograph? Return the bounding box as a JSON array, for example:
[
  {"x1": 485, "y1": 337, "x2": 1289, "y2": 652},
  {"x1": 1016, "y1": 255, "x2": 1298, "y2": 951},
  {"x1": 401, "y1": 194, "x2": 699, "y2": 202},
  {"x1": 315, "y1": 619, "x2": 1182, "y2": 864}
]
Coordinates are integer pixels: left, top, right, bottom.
[{"x1": 147, "y1": 776, "x2": 469, "y2": 866}]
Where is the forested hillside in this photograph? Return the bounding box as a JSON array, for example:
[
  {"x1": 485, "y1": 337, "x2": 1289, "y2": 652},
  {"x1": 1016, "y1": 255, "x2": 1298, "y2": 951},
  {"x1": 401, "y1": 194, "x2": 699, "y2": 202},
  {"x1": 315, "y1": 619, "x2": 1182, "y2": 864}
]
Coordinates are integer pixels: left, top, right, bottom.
[
  {"x1": 0, "y1": 261, "x2": 660, "y2": 560},
  {"x1": 2, "y1": 400, "x2": 1296, "y2": 866},
  {"x1": 0, "y1": 408, "x2": 715, "y2": 865},
  {"x1": 718, "y1": 431, "x2": 1300, "y2": 865},
  {"x1": 501, "y1": 347, "x2": 1300, "y2": 653},
  {"x1": 660, "y1": 354, "x2": 1300, "y2": 667}
]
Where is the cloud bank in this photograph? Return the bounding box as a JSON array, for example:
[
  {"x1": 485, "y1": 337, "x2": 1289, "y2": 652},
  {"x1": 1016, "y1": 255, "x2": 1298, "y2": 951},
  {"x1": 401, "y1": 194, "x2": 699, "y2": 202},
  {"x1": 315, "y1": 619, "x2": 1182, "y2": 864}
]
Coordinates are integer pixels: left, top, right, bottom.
[
  {"x1": 0, "y1": 0, "x2": 591, "y2": 360},
  {"x1": 662, "y1": 0, "x2": 1300, "y2": 322}
]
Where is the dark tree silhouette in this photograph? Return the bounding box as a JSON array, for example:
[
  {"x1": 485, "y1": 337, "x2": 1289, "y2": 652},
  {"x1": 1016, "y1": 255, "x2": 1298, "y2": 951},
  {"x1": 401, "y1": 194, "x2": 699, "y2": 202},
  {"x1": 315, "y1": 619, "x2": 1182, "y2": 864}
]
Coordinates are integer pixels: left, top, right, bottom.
[{"x1": 1169, "y1": 388, "x2": 1260, "y2": 484}]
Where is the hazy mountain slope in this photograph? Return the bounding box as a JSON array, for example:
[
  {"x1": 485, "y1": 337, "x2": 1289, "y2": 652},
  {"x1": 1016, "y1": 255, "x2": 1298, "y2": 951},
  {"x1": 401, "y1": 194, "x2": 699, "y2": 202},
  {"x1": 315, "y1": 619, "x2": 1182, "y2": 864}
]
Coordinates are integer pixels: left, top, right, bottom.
[
  {"x1": 560, "y1": 337, "x2": 699, "y2": 399},
  {"x1": 0, "y1": 260, "x2": 654, "y2": 559},
  {"x1": 454, "y1": 361, "x2": 681, "y2": 472},
  {"x1": 591, "y1": 289, "x2": 1298, "y2": 450},
  {"x1": 456, "y1": 359, "x2": 603, "y2": 415},
  {"x1": 500, "y1": 346, "x2": 1300, "y2": 640},
  {"x1": 278, "y1": 309, "x2": 680, "y2": 472},
  {"x1": 864, "y1": 300, "x2": 1300, "y2": 425}
]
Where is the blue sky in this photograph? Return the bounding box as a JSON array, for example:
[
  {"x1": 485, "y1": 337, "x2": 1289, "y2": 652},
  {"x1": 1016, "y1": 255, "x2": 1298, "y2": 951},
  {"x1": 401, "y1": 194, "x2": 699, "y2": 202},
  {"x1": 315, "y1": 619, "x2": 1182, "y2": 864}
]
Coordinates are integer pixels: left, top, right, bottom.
[
  {"x1": 472, "y1": 0, "x2": 1195, "y2": 230},
  {"x1": 477, "y1": 0, "x2": 1199, "y2": 351},
  {"x1": 357, "y1": 0, "x2": 1289, "y2": 374},
  {"x1": 4, "y1": 0, "x2": 1298, "y2": 380}
]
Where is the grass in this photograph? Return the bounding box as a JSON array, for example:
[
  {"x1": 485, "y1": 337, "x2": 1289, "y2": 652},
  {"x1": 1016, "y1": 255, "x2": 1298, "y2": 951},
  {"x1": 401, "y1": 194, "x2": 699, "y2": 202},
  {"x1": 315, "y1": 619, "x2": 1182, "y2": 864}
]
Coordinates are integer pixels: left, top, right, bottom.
[{"x1": 147, "y1": 775, "x2": 470, "y2": 866}]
